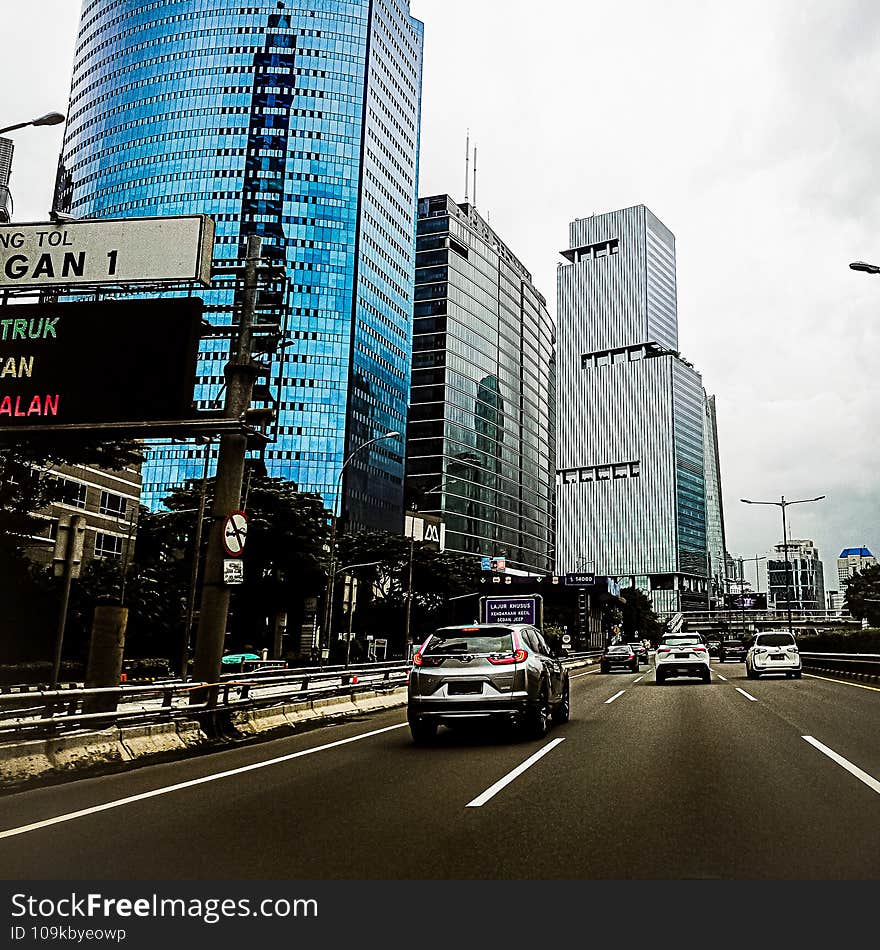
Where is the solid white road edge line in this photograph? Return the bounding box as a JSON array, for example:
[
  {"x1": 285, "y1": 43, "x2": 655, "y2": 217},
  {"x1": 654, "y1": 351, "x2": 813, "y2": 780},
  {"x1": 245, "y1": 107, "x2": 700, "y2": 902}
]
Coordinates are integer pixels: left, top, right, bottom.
[
  {"x1": 802, "y1": 736, "x2": 880, "y2": 796},
  {"x1": 0, "y1": 722, "x2": 408, "y2": 841},
  {"x1": 570, "y1": 670, "x2": 599, "y2": 678},
  {"x1": 604, "y1": 690, "x2": 625, "y2": 705},
  {"x1": 735, "y1": 687, "x2": 758, "y2": 702},
  {"x1": 466, "y1": 738, "x2": 565, "y2": 807},
  {"x1": 716, "y1": 673, "x2": 728, "y2": 681}
]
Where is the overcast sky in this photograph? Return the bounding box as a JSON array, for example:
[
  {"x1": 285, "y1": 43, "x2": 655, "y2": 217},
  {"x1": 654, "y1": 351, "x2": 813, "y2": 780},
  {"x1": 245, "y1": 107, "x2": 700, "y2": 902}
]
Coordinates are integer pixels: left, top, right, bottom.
[{"x1": 3, "y1": 0, "x2": 878, "y2": 588}]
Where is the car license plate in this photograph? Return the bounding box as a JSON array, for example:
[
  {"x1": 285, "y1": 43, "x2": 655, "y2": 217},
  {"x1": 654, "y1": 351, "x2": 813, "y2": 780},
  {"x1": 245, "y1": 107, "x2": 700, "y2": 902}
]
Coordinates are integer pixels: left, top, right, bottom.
[
  {"x1": 674, "y1": 653, "x2": 689, "y2": 658},
  {"x1": 448, "y1": 681, "x2": 482, "y2": 695},
  {"x1": 771, "y1": 654, "x2": 785, "y2": 660}
]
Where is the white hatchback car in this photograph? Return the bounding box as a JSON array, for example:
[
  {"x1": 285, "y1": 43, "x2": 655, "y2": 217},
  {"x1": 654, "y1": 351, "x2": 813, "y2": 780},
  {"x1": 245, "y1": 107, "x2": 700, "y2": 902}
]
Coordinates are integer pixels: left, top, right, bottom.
[
  {"x1": 655, "y1": 634, "x2": 711, "y2": 684},
  {"x1": 745, "y1": 631, "x2": 802, "y2": 679}
]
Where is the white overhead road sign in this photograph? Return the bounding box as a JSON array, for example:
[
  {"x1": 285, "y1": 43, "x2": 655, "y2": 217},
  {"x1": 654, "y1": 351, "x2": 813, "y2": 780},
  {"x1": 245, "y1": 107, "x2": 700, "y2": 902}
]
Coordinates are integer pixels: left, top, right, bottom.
[{"x1": 0, "y1": 214, "x2": 215, "y2": 289}]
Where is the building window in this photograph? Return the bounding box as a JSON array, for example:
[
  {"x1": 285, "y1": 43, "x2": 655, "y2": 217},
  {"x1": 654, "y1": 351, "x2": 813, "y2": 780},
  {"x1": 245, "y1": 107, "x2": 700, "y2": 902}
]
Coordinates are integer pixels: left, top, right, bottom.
[
  {"x1": 94, "y1": 533, "x2": 123, "y2": 560},
  {"x1": 99, "y1": 491, "x2": 127, "y2": 518},
  {"x1": 59, "y1": 479, "x2": 88, "y2": 509}
]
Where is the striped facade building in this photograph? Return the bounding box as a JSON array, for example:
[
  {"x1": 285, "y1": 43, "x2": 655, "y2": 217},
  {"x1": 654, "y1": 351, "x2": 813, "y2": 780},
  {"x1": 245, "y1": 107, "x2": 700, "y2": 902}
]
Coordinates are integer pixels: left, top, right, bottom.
[{"x1": 555, "y1": 205, "x2": 722, "y2": 613}]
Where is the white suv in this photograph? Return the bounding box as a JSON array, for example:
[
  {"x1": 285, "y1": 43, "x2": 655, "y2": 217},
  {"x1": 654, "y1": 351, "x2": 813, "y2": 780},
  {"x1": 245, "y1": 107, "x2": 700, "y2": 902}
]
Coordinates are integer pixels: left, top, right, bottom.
[
  {"x1": 745, "y1": 631, "x2": 802, "y2": 679},
  {"x1": 655, "y1": 634, "x2": 711, "y2": 684}
]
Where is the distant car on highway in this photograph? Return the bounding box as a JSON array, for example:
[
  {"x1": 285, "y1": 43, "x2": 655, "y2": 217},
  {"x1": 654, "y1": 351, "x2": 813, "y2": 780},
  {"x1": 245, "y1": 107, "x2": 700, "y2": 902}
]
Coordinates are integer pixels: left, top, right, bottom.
[
  {"x1": 626, "y1": 641, "x2": 649, "y2": 665},
  {"x1": 600, "y1": 644, "x2": 639, "y2": 674},
  {"x1": 407, "y1": 624, "x2": 570, "y2": 743},
  {"x1": 706, "y1": 637, "x2": 722, "y2": 658},
  {"x1": 718, "y1": 638, "x2": 746, "y2": 663},
  {"x1": 745, "y1": 631, "x2": 802, "y2": 679},
  {"x1": 655, "y1": 634, "x2": 711, "y2": 684}
]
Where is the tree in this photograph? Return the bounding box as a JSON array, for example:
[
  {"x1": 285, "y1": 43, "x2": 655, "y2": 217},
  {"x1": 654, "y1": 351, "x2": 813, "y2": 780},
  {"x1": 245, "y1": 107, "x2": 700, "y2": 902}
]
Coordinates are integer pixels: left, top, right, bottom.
[
  {"x1": 843, "y1": 565, "x2": 880, "y2": 627},
  {"x1": 619, "y1": 586, "x2": 662, "y2": 643},
  {"x1": 142, "y1": 474, "x2": 332, "y2": 659}
]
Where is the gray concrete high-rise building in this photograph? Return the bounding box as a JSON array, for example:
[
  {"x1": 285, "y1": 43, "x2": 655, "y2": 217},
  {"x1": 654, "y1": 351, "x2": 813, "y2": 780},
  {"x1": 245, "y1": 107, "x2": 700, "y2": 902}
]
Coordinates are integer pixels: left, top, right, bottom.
[
  {"x1": 768, "y1": 539, "x2": 825, "y2": 613},
  {"x1": 406, "y1": 196, "x2": 556, "y2": 574},
  {"x1": 555, "y1": 204, "x2": 723, "y2": 612}
]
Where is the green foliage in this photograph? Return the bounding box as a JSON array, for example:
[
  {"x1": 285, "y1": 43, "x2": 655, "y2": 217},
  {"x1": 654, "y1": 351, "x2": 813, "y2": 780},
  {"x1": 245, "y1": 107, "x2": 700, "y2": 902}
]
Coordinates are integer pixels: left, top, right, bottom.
[
  {"x1": 619, "y1": 586, "x2": 662, "y2": 641},
  {"x1": 843, "y1": 564, "x2": 880, "y2": 626}
]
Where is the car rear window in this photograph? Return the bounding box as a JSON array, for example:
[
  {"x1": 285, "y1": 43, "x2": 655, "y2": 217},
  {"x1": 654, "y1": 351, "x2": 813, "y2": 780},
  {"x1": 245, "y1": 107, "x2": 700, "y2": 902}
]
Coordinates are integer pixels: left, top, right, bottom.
[
  {"x1": 423, "y1": 628, "x2": 515, "y2": 655},
  {"x1": 756, "y1": 633, "x2": 796, "y2": 647},
  {"x1": 661, "y1": 636, "x2": 701, "y2": 646}
]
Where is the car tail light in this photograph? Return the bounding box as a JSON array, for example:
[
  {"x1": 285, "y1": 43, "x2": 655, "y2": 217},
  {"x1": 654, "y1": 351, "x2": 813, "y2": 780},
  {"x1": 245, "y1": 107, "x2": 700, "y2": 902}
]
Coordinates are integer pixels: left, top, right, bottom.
[
  {"x1": 488, "y1": 649, "x2": 528, "y2": 665},
  {"x1": 754, "y1": 647, "x2": 767, "y2": 655},
  {"x1": 412, "y1": 653, "x2": 444, "y2": 667},
  {"x1": 657, "y1": 647, "x2": 670, "y2": 654},
  {"x1": 693, "y1": 646, "x2": 707, "y2": 653}
]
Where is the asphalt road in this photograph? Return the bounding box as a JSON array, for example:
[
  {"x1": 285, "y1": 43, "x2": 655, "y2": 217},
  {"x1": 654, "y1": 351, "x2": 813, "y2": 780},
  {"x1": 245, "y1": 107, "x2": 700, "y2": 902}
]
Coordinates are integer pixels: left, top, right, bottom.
[{"x1": 1, "y1": 661, "x2": 878, "y2": 880}]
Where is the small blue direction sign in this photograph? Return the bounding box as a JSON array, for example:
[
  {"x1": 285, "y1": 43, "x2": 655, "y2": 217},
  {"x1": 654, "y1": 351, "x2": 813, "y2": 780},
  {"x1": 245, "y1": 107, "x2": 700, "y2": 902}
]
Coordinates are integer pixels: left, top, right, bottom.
[
  {"x1": 564, "y1": 573, "x2": 595, "y2": 586},
  {"x1": 481, "y1": 556, "x2": 492, "y2": 571}
]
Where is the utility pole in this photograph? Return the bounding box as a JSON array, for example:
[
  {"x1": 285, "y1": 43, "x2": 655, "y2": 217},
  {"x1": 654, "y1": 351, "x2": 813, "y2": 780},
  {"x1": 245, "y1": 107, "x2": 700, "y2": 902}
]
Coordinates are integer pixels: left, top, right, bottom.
[
  {"x1": 181, "y1": 440, "x2": 212, "y2": 680},
  {"x1": 191, "y1": 234, "x2": 262, "y2": 705}
]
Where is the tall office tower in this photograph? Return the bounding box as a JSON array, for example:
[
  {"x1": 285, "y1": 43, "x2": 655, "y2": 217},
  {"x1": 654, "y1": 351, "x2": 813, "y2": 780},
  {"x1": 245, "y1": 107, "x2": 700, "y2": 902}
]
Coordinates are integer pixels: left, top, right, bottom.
[
  {"x1": 406, "y1": 196, "x2": 556, "y2": 574},
  {"x1": 703, "y1": 392, "x2": 727, "y2": 601},
  {"x1": 0, "y1": 137, "x2": 12, "y2": 223},
  {"x1": 837, "y1": 546, "x2": 876, "y2": 589},
  {"x1": 768, "y1": 539, "x2": 826, "y2": 612},
  {"x1": 555, "y1": 205, "x2": 710, "y2": 612},
  {"x1": 56, "y1": 1, "x2": 424, "y2": 529}
]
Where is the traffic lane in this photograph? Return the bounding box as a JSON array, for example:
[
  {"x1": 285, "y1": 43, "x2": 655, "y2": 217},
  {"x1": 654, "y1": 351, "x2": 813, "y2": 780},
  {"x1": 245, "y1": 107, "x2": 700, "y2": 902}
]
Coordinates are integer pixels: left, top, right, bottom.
[
  {"x1": 442, "y1": 672, "x2": 880, "y2": 879},
  {"x1": 0, "y1": 665, "x2": 607, "y2": 836},
  {"x1": 0, "y1": 674, "x2": 604, "y2": 879},
  {"x1": 714, "y1": 666, "x2": 880, "y2": 780}
]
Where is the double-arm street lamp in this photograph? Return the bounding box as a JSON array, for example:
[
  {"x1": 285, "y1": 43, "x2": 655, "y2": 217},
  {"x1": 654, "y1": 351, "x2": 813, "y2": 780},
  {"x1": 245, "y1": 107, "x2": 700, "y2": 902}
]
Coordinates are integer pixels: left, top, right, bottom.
[
  {"x1": 849, "y1": 261, "x2": 880, "y2": 275},
  {"x1": 320, "y1": 431, "x2": 400, "y2": 663},
  {"x1": 740, "y1": 495, "x2": 825, "y2": 637}
]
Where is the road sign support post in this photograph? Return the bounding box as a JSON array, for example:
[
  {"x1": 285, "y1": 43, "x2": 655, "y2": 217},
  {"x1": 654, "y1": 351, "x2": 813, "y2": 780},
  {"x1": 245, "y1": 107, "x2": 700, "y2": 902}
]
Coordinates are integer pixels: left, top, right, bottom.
[
  {"x1": 50, "y1": 514, "x2": 85, "y2": 689},
  {"x1": 191, "y1": 234, "x2": 262, "y2": 707}
]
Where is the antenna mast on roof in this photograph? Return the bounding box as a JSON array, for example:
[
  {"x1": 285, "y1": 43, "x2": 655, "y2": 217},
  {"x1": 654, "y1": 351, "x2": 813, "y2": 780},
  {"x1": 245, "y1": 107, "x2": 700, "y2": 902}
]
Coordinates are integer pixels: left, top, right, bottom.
[
  {"x1": 464, "y1": 129, "x2": 470, "y2": 203},
  {"x1": 473, "y1": 145, "x2": 478, "y2": 208}
]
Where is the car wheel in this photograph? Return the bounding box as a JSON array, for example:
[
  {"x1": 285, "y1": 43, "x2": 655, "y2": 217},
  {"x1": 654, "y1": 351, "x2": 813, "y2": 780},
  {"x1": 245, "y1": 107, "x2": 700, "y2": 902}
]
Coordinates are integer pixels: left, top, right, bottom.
[
  {"x1": 552, "y1": 679, "x2": 571, "y2": 724},
  {"x1": 409, "y1": 716, "x2": 437, "y2": 745},
  {"x1": 525, "y1": 684, "x2": 551, "y2": 738},
  {"x1": 600, "y1": 664, "x2": 609, "y2": 674},
  {"x1": 793, "y1": 670, "x2": 802, "y2": 679},
  {"x1": 702, "y1": 669, "x2": 711, "y2": 683},
  {"x1": 656, "y1": 670, "x2": 665, "y2": 684},
  {"x1": 630, "y1": 660, "x2": 638, "y2": 673}
]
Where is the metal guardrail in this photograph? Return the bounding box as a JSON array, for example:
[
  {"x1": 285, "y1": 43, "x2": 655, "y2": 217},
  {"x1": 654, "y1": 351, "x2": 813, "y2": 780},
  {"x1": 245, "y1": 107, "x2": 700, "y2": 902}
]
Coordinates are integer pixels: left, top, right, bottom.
[
  {"x1": 799, "y1": 652, "x2": 880, "y2": 679},
  {"x1": 0, "y1": 652, "x2": 603, "y2": 739},
  {"x1": 683, "y1": 609, "x2": 857, "y2": 625}
]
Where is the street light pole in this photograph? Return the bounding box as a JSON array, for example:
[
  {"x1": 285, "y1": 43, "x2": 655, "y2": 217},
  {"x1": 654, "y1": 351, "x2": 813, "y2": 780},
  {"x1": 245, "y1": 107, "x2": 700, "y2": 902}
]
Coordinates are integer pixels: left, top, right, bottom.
[
  {"x1": 404, "y1": 476, "x2": 459, "y2": 660},
  {"x1": 740, "y1": 495, "x2": 825, "y2": 638},
  {"x1": 319, "y1": 431, "x2": 400, "y2": 664},
  {"x1": 0, "y1": 112, "x2": 66, "y2": 136}
]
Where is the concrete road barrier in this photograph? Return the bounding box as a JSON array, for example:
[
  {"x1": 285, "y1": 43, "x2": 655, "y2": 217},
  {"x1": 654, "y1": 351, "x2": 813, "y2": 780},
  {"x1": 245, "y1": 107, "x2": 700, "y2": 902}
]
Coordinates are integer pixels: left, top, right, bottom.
[
  {"x1": 0, "y1": 737, "x2": 54, "y2": 786},
  {"x1": 119, "y1": 722, "x2": 186, "y2": 758},
  {"x1": 49, "y1": 728, "x2": 132, "y2": 774}
]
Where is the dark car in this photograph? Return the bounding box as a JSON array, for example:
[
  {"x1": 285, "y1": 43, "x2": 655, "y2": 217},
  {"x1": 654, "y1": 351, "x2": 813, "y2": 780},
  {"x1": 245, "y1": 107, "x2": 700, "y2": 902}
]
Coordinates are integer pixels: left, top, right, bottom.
[
  {"x1": 706, "y1": 637, "x2": 722, "y2": 658},
  {"x1": 600, "y1": 644, "x2": 639, "y2": 674},
  {"x1": 407, "y1": 624, "x2": 570, "y2": 743},
  {"x1": 718, "y1": 638, "x2": 746, "y2": 662},
  {"x1": 626, "y1": 641, "x2": 649, "y2": 665}
]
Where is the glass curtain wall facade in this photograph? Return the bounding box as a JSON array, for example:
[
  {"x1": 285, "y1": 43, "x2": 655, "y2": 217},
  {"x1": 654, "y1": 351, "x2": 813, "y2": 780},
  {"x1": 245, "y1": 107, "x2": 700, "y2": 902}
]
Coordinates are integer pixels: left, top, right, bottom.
[
  {"x1": 703, "y1": 392, "x2": 727, "y2": 602},
  {"x1": 555, "y1": 205, "x2": 710, "y2": 613},
  {"x1": 57, "y1": 0, "x2": 423, "y2": 529},
  {"x1": 406, "y1": 196, "x2": 556, "y2": 574}
]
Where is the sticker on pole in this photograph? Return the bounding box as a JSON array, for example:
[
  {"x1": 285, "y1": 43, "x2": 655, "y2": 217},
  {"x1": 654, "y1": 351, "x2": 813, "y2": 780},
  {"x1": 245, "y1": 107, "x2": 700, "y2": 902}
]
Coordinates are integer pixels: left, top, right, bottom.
[{"x1": 223, "y1": 511, "x2": 248, "y2": 557}]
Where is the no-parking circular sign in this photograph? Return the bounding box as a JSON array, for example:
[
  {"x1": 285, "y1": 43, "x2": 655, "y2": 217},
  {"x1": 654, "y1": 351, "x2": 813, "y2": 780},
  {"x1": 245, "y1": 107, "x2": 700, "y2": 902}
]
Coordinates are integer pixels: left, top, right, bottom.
[{"x1": 223, "y1": 510, "x2": 248, "y2": 557}]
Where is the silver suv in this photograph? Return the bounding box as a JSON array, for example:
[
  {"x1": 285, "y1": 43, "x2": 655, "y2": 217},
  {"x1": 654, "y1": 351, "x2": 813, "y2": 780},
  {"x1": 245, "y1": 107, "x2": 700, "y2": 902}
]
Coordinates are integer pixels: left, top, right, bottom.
[{"x1": 407, "y1": 624, "x2": 570, "y2": 743}]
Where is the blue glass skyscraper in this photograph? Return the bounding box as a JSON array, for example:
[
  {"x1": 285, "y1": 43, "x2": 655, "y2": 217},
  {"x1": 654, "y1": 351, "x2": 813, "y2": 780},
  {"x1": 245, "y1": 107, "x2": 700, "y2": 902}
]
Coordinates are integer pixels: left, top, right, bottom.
[{"x1": 56, "y1": 1, "x2": 423, "y2": 529}]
